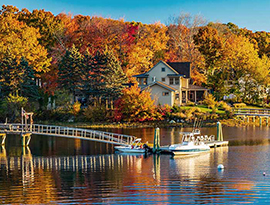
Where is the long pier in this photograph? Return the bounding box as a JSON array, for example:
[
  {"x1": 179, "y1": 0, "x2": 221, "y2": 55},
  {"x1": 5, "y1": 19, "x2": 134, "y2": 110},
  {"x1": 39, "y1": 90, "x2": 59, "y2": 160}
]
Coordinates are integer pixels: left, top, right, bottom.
[
  {"x1": 234, "y1": 108, "x2": 270, "y2": 117},
  {"x1": 0, "y1": 123, "x2": 135, "y2": 146},
  {"x1": 234, "y1": 108, "x2": 270, "y2": 125}
]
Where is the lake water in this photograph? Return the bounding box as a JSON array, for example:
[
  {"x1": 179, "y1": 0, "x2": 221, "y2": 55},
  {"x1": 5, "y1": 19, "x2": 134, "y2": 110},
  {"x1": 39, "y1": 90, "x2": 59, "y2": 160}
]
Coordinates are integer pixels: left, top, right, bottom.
[{"x1": 1, "y1": 125, "x2": 270, "y2": 204}]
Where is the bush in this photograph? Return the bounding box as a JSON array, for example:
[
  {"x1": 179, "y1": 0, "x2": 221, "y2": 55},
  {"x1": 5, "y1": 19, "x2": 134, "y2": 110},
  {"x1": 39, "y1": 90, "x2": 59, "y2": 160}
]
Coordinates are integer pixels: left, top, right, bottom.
[
  {"x1": 172, "y1": 105, "x2": 181, "y2": 113},
  {"x1": 203, "y1": 93, "x2": 217, "y2": 109},
  {"x1": 233, "y1": 103, "x2": 246, "y2": 109},
  {"x1": 71, "y1": 101, "x2": 81, "y2": 116},
  {"x1": 0, "y1": 94, "x2": 28, "y2": 122},
  {"x1": 83, "y1": 105, "x2": 108, "y2": 122},
  {"x1": 186, "y1": 100, "x2": 195, "y2": 106},
  {"x1": 218, "y1": 101, "x2": 232, "y2": 112}
]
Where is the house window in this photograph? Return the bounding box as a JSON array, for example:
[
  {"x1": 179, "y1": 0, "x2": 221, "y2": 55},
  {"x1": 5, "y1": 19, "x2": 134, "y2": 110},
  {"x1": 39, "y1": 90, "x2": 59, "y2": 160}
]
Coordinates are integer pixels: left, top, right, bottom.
[
  {"x1": 175, "y1": 94, "x2": 179, "y2": 99},
  {"x1": 139, "y1": 78, "x2": 147, "y2": 85},
  {"x1": 162, "y1": 77, "x2": 165, "y2": 82},
  {"x1": 162, "y1": 92, "x2": 169, "y2": 96},
  {"x1": 143, "y1": 78, "x2": 147, "y2": 85},
  {"x1": 161, "y1": 67, "x2": 165, "y2": 72},
  {"x1": 169, "y1": 78, "x2": 174, "y2": 85},
  {"x1": 175, "y1": 78, "x2": 179, "y2": 85}
]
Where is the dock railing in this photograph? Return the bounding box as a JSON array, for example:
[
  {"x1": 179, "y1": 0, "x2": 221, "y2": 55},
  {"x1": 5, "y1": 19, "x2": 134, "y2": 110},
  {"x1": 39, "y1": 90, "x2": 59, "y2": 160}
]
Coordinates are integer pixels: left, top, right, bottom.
[
  {"x1": 234, "y1": 108, "x2": 270, "y2": 116},
  {"x1": 0, "y1": 123, "x2": 135, "y2": 146}
]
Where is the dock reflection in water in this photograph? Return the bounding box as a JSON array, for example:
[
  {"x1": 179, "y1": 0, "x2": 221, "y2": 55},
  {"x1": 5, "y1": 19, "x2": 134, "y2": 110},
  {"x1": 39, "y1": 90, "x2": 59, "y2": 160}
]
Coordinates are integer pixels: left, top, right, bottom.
[
  {"x1": 1, "y1": 144, "x2": 269, "y2": 204},
  {"x1": 1, "y1": 125, "x2": 270, "y2": 204}
]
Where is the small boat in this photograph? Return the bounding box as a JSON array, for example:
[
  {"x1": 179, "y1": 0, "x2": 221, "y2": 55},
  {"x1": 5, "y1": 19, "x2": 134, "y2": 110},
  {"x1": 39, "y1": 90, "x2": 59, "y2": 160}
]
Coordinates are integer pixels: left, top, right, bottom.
[
  {"x1": 160, "y1": 129, "x2": 210, "y2": 155},
  {"x1": 114, "y1": 138, "x2": 146, "y2": 153},
  {"x1": 168, "y1": 141, "x2": 210, "y2": 155}
]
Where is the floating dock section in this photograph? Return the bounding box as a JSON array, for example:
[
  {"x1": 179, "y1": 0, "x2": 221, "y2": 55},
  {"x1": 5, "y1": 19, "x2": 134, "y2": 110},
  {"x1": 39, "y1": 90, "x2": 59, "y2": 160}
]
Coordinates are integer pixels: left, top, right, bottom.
[{"x1": 204, "y1": 121, "x2": 229, "y2": 148}]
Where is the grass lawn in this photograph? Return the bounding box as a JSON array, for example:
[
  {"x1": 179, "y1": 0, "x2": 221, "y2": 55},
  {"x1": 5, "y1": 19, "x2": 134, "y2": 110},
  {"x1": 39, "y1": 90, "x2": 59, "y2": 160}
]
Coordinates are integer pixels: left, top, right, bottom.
[{"x1": 180, "y1": 105, "x2": 225, "y2": 114}]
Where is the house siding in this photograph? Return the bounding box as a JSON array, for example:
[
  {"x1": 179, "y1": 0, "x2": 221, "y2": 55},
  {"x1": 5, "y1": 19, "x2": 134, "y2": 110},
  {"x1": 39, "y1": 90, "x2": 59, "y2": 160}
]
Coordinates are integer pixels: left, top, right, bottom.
[
  {"x1": 147, "y1": 62, "x2": 176, "y2": 84},
  {"x1": 149, "y1": 84, "x2": 174, "y2": 106}
]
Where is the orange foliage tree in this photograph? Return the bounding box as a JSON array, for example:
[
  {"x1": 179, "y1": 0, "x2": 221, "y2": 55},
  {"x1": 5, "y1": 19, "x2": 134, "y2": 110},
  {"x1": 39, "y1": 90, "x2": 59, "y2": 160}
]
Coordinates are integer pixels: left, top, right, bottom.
[
  {"x1": 0, "y1": 8, "x2": 51, "y2": 73},
  {"x1": 114, "y1": 85, "x2": 157, "y2": 122}
]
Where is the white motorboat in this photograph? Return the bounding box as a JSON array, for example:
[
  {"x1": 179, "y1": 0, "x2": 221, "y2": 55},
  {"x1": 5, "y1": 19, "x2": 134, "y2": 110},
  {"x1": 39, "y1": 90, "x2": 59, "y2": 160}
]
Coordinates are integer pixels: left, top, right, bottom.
[
  {"x1": 160, "y1": 130, "x2": 211, "y2": 155},
  {"x1": 114, "y1": 138, "x2": 146, "y2": 153},
  {"x1": 168, "y1": 141, "x2": 210, "y2": 155}
]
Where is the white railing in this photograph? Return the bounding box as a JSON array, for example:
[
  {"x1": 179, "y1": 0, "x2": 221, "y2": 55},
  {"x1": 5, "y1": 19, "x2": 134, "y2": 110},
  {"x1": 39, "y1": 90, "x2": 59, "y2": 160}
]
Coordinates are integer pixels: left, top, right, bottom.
[
  {"x1": 234, "y1": 108, "x2": 270, "y2": 116},
  {"x1": 0, "y1": 123, "x2": 135, "y2": 146}
]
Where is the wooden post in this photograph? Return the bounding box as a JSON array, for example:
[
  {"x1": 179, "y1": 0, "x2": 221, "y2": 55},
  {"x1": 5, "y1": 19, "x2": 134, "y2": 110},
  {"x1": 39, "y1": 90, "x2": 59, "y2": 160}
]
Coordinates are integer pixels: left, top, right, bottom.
[
  {"x1": 217, "y1": 122, "x2": 223, "y2": 141},
  {"x1": 259, "y1": 117, "x2": 262, "y2": 126},
  {"x1": 0, "y1": 133, "x2": 6, "y2": 145},
  {"x1": 252, "y1": 116, "x2": 255, "y2": 123},
  {"x1": 153, "y1": 128, "x2": 160, "y2": 153},
  {"x1": 266, "y1": 117, "x2": 269, "y2": 126},
  {"x1": 21, "y1": 133, "x2": 32, "y2": 146},
  {"x1": 21, "y1": 133, "x2": 25, "y2": 146}
]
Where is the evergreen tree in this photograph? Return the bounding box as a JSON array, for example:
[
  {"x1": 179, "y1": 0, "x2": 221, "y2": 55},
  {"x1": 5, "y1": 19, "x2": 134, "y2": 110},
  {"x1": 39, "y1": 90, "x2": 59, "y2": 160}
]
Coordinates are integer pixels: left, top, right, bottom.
[
  {"x1": 82, "y1": 50, "x2": 127, "y2": 101},
  {"x1": 58, "y1": 45, "x2": 83, "y2": 100},
  {"x1": 103, "y1": 50, "x2": 127, "y2": 98},
  {"x1": 0, "y1": 55, "x2": 39, "y2": 99}
]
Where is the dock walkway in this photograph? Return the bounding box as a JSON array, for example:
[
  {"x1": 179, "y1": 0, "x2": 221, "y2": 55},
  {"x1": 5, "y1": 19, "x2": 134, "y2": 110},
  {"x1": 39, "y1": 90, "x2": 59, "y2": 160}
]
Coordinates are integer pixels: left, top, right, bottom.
[{"x1": 0, "y1": 123, "x2": 135, "y2": 146}]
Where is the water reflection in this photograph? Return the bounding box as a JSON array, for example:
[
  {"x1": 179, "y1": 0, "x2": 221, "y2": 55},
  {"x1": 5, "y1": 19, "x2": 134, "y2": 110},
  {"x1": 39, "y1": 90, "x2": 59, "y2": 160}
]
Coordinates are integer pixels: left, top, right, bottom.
[{"x1": 1, "y1": 125, "x2": 270, "y2": 204}]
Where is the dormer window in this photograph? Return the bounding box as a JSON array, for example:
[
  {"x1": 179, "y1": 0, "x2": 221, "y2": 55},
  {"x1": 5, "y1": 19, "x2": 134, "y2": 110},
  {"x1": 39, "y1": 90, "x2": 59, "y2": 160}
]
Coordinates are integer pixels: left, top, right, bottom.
[{"x1": 161, "y1": 67, "x2": 165, "y2": 72}]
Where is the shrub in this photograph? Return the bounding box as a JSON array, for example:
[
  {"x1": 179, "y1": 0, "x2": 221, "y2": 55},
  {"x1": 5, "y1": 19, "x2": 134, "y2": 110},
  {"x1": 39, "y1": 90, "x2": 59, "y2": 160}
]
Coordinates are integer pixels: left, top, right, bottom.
[
  {"x1": 218, "y1": 101, "x2": 232, "y2": 112},
  {"x1": 203, "y1": 93, "x2": 217, "y2": 109},
  {"x1": 186, "y1": 100, "x2": 195, "y2": 106},
  {"x1": 71, "y1": 101, "x2": 81, "y2": 116},
  {"x1": 84, "y1": 105, "x2": 107, "y2": 122},
  {"x1": 0, "y1": 93, "x2": 28, "y2": 122},
  {"x1": 233, "y1": 103, "x2": 246, "y2": 109},
  {"x1": 172, "y1": 105, "x2": 181, "y2": 113}
]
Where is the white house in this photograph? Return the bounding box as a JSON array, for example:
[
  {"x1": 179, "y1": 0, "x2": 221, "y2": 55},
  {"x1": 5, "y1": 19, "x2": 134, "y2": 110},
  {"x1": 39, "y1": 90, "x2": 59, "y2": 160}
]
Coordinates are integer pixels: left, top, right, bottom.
[{"x1": 133, "y1": 61, "x2": 208, "y2": 106}]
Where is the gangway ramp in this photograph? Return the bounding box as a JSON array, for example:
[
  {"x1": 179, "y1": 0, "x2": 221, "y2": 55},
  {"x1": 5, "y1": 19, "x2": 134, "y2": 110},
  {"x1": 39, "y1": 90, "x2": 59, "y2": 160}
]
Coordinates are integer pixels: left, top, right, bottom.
[{"x1": 0, "y1": 123, "x2": 135, "y2": 146}]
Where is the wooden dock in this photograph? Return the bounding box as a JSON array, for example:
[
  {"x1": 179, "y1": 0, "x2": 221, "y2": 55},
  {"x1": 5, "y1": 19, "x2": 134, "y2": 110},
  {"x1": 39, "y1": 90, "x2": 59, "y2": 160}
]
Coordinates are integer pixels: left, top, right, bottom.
[
  {"x1": 0, "y1": 123, "x2": 136, "y2": 146},
  {"x1": 205, "y1": 140, "x2": 229, "y2": 148}
]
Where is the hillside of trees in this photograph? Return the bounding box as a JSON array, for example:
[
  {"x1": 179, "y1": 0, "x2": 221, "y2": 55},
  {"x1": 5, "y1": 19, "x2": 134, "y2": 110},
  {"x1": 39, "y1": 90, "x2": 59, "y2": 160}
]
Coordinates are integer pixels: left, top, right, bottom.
[{"x1": 0, "y1": 5, "x2": 269, "y2": 123}]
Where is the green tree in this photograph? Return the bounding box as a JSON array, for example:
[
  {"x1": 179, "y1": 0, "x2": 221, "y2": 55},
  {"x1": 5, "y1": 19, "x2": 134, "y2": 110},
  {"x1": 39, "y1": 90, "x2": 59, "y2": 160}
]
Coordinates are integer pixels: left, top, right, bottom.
[
  {"x1": 102, "y1": 49, "x2": 127, "y2": 97},
  {"x1": 58, "y1": 45, "x2": 83, "y2": 101},
  {"x1": 0, "y1": 55, "x2": 39, "y2": 99}
]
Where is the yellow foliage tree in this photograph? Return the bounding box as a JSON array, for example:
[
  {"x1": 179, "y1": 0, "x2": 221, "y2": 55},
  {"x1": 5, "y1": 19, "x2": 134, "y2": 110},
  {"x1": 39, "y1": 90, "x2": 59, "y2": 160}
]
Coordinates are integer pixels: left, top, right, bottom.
[{"x1": 0, "y1": 14, "x2": 51, "y2": 73}]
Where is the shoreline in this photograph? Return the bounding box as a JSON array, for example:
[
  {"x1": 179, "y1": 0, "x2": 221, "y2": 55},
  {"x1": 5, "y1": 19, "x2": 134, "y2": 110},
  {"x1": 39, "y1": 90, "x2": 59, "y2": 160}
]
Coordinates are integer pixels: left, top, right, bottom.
[{"x1": 36, "y1": 118, "x2": 266, "y2": 129}]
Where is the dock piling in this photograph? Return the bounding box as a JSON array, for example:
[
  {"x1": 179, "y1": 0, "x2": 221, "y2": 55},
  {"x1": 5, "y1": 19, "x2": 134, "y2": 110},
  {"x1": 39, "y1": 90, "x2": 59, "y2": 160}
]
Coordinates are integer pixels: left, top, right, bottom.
[
  {"x1": 21, "y1": 133, "x2": 32, "y2": 146},
  {"x1": 0, "y1": 133, "x2": 6, "y2": 145},
  {"x1": 217, "y1": 122, "x2": 223, "y2": 142},
  {"x1": 153, "y1": 128, "x2": 160, "y2": 153}
]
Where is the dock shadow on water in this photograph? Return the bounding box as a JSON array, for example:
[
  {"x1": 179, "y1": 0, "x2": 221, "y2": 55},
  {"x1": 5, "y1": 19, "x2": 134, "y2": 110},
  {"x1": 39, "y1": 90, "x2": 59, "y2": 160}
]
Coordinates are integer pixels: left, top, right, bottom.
[{"x1": 1, "y1": 126, "x2": 270, "y2": 204}]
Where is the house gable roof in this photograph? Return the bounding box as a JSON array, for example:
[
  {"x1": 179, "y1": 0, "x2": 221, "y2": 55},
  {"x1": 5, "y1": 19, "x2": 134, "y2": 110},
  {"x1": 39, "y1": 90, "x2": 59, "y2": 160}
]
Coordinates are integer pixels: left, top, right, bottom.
[
  {"x1": 144, "y1": 81, "x2": 178, "y2": 92},
  {"x1": 132, "y1": 60, "x2": 179, "y2": 78},
  {"x1": 166, "y1": 62, "x2": 191, "y2": 78},
  {"x1": 133, "y1": 61, "x2": 191, "y2": 78}
]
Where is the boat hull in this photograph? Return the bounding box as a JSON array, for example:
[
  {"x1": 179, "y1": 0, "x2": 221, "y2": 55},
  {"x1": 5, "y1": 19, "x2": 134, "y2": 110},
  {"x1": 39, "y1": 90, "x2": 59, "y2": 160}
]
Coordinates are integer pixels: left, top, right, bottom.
[
  {"x1": 171, "y1": 148, "x2": 210, "y2": 155},
  {"x1": 115, "y1": 146, "x2": 145, "y2": 153},
  {"x1": 161, "y1": 143, "x2": 210, "y2": 155}
]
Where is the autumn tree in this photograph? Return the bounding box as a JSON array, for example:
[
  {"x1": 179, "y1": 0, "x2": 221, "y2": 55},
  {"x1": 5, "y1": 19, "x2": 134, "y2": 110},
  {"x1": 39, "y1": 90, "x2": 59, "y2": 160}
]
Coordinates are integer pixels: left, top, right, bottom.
[
  {"x1": 114, "y1": 84, "x2": 157, "y2": 122},
  {"x1": 125, "y1": 22, "x2": 168, "y2": 77},
  {"x1": 0, "y1": 8, "x2": 51, "y2": 73},
  {"x1": 167, "y1": 13, "x2": 207, "y2": 85},
  {"x1": 17, "y1": 8, "x2": 65, "y2": 51}
]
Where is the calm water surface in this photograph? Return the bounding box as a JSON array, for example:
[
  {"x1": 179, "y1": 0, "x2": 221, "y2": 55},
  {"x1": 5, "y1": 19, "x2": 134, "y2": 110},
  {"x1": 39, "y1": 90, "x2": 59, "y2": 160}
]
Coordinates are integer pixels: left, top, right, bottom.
[{"x1": 1, "y1": 126, "x2": 270, "y2": 204}]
